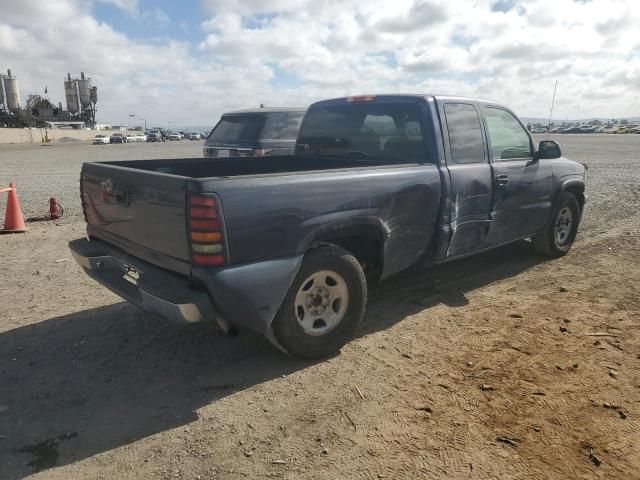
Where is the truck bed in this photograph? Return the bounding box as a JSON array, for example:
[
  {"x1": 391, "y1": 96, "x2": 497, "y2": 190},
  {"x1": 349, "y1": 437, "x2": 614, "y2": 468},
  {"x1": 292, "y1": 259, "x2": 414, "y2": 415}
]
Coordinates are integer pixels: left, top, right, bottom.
[
  {"x1": 101, "y1": 155, "x2": 408, "y2": 179},
  {"x1": 82, "y1": 154, "x2": 440, "y2": 280}
]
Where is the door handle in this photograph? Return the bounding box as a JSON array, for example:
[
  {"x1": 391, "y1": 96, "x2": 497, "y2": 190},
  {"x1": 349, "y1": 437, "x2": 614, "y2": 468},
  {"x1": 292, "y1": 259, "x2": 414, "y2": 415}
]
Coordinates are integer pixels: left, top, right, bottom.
[{"x1": 496, "y1": 174, "x2": 509, "y2": 186}]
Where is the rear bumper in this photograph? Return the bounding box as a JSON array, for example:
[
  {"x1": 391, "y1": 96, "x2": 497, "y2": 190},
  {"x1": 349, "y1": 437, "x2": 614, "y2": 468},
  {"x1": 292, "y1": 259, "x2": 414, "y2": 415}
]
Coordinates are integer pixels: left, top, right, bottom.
[
  {"x1": 70, "y1": 236, "x2": 304, "y2": 334},
  {"x1": 69, "y1": 238, "x2": 216, "y2": 324}
]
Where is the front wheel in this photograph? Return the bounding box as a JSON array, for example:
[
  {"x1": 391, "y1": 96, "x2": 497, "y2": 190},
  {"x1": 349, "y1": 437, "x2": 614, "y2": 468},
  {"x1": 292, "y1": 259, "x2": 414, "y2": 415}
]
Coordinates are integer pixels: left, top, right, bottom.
[
  {"x1": 268, "y1": 245, "x2": 367, "y2": 359},
  {"x1": 532, "y1": 192, "x2": 580, "y2": 257}
]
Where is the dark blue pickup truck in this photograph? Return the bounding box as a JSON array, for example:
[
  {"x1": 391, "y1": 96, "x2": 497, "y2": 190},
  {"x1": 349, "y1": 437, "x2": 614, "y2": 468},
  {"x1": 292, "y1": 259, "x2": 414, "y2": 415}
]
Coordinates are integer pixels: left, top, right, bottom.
[{"x1": 69, "y1": 94, "x2": 587, "y2": 359}]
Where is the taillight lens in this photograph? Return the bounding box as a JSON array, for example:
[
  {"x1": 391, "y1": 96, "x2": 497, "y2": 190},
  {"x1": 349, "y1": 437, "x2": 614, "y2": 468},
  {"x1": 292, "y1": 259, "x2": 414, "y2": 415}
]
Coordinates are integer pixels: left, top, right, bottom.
[
  {"x1": 347, "y1": 95, "x2": 376, "y2": 102},
  {"x1": 188, "y1": 193, "x2": 226, "y2": 267}
]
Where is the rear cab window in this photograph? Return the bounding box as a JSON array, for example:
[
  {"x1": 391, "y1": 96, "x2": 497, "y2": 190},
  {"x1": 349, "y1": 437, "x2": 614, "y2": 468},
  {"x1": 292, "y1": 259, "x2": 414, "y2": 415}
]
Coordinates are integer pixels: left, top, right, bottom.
[
  {"x1": 296, "y1": 100, "x2": 428, "y2": 164},
  {"x1": 444, "y1": 103, "x2": 485, "y2": 164}
]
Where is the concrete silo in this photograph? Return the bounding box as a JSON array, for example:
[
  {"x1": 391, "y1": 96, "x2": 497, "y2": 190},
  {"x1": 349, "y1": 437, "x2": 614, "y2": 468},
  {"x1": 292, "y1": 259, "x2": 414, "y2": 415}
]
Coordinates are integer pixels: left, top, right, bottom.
[
  {"x1": 77, "y1": 72, "x2": 92, "y2": 109},
  {"x1": 64, "y1": 73, "x2": 79, "y2": 114},
  {"x1": 4, "y1": 69, "x2": 21, "y2": 114},
  {"x1": 0, "y1": 75, "x2": 4, "y2": 109}
]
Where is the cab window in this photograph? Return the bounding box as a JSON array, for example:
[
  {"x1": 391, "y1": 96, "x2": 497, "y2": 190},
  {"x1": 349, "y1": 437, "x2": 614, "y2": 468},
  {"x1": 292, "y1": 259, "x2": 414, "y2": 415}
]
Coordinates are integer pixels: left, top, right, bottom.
[
  {"x1": 444, "y1": 103, "x2": 485, "y2": 164},
  {"x1": 484, "y1": 107, "x2": 532, "y2": 160}
]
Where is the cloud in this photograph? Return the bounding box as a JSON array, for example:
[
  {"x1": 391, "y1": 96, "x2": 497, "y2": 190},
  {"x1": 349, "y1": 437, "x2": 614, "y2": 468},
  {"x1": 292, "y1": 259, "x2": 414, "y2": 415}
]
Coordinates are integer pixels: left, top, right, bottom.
[
  {"x1": 595, "y1": 15, "x2": 631, "y2": 35},
  {"x1": 96, "y1": 0, "x2": 139, "y2": 16},
  {"x1": 200, "y1": 0, "x2": 301, "y2": 15},
  {"x1": 375, "y1": 0, "x2": 448, "y2": 33},
  {"x1": 0, "y1": 0, "x2": 638, "y2": 127},
  {"x1": 141, "y1": 7, "x2": 171, "y2": 25}
]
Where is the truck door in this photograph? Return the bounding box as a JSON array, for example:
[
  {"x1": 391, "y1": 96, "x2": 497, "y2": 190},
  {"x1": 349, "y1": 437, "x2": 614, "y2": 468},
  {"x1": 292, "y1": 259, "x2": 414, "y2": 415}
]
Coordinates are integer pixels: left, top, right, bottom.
[
  {"x1": 440, "y1": 102, "x2": 494, "y2": 257},
  {"x1": 480, "y1": 106, "x2": 553, "y2": 245}
]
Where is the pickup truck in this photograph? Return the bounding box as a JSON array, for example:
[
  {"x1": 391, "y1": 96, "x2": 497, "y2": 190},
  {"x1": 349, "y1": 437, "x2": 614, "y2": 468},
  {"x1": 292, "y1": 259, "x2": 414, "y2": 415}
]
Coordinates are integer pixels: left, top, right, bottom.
[{"x1": 69, "y1": 94, "x2": 587, "y2": 359}]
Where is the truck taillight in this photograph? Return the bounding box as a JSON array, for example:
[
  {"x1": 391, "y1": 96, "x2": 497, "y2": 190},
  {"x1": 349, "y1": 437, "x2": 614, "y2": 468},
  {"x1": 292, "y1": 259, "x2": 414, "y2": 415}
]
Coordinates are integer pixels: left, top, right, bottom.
[
  {"x1": 252, "y1": 148, "x2": 272, "y2": 156},
  {"x1": 347, "y1": 95, "x2": 376, "y2": 102},
  {"x1": 188, "y1": 193, "x2": 227, "y2": 266}
]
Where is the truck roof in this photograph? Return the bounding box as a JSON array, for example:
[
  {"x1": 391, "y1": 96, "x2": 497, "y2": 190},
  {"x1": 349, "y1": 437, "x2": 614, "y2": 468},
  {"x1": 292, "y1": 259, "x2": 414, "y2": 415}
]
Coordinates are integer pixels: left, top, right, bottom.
[
  {"x1": 224, "y1": 107, "x2": 306, "y2": 115},
  {"x1": 309, "y1": 94, "x2": 500, "y2": 107}
]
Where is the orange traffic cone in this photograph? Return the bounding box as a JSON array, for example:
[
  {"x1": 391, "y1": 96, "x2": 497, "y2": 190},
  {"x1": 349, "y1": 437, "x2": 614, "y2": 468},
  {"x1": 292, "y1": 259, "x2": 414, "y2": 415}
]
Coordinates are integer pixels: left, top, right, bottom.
[{"x1": 1, "y1": 183, "x2": 27, "y2": 233}]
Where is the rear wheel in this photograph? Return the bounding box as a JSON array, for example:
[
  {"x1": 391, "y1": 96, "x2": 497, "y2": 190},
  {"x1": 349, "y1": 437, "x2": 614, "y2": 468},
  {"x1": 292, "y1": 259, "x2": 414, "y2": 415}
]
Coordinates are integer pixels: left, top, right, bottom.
[
  {"x1": 532, "y1": 192, "x2": 580, "y2": 257},
  {"x1": 268, "y1": 245, "x2": 367, "y2": 359}
]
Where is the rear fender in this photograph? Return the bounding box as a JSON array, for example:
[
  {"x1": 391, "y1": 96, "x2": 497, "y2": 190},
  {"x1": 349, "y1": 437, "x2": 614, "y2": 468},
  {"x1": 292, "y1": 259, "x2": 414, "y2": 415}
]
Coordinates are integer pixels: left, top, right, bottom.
[
  {"x1": 196, "y1": 215, "x2": 388, "y2": 334},
  {"x1": 300, "y1": 212, "x2": 390, "y2": 273},
  {"x1": 300, "y1": 212, "x2": 390, "y2": 250},
  {"x1": 299, "y1": 211, "x2": 432, "y2": 280}
]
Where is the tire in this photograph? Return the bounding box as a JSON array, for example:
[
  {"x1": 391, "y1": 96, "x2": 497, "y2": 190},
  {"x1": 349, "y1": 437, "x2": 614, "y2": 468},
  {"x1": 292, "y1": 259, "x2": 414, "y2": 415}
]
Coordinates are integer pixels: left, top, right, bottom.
[
  {"x1": 532, "y1": 192, "x2": 580, "y2": 257},
  {"x1": 268, "y1": 245, "x2": 367, "y2": 359}
]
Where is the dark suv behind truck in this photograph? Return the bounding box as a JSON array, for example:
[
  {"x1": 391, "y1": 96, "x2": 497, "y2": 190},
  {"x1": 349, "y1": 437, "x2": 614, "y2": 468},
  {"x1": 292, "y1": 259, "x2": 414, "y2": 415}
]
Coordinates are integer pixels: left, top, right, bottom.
[
  {"x1": 203, "y1": 107, "x2": 305, "y2": 158},
  {"x1": 70, "y1": 94, "x2": 586, "y2": 359}
]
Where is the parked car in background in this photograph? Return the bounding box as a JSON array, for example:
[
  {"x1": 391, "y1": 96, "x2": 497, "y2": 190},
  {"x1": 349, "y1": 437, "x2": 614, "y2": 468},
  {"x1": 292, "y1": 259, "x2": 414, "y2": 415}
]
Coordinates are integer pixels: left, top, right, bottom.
[
  {"x1": 146, "y1": 132, "x2": 162, "y2": 142},
  {"x1": 531, "y1": 127, "x2": 548, "y2": 134},
  {"x1": 168, "y1": 133, "x2": 181, "y2": 141},
  {"x1": 126, "y1": 135, "x2": 137, "y2": 143},
  {"x1": 136, "y1": 134, "x2": 147, "y2": 142},
  {"x1": 92, "y1": 134, "x2": 110, "y2": 145},
  {"x1": 608, "y1": 126, "x2": 629, "y2": 134},
  {"x1": 110, "y1": 133, "x2": 127, "y2": 144},
  {"x1": 189, "y1": 132, "x2": 201, "y2": 140},
  {"x1": 70, "y1": 94, "x2": 586, "y2": 359},
  {"x1": 562, "y1": 125, "x2": 595, "y2": 133},
  {"x1": 204, "y1": 107, "x2": 306, "y2": 158}
]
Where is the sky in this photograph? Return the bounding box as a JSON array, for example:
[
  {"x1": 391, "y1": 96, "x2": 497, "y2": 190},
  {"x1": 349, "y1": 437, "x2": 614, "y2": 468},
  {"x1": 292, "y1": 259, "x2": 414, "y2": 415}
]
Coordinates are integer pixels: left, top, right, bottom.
[{"x1": 0, "y1": 0, "x2": 639, "y2": 127}]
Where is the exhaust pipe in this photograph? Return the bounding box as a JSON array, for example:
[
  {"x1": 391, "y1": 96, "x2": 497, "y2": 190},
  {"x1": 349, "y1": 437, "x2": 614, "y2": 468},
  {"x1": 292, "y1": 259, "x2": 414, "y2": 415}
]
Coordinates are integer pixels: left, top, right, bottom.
[{"x1": 215, "y1": 314, "x2": 239, "y2": 337}]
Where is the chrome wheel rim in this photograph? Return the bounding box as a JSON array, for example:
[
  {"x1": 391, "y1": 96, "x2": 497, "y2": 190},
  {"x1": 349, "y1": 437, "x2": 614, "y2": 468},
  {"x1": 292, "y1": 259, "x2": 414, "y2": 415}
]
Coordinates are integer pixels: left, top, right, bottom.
[
  {"x1": 294, "y1": 270, "x2": 349, "y2": 336},
  {"x1": 554, "y1": 207, "x2": 573, "y2": 246}
]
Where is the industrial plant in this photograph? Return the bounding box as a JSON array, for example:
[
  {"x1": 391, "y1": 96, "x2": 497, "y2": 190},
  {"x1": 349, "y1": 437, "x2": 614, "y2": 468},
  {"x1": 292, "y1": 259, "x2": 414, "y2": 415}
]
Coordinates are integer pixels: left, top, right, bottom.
[{"x1": 0, "y1": 69, "x2": 98, "y2": 128}]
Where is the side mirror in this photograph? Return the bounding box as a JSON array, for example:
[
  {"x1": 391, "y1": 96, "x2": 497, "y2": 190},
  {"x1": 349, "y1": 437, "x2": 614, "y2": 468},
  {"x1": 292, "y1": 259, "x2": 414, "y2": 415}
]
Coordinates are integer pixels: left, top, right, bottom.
[{"x1": 536, "y1": 140, "x2": 562, "y2": 160}]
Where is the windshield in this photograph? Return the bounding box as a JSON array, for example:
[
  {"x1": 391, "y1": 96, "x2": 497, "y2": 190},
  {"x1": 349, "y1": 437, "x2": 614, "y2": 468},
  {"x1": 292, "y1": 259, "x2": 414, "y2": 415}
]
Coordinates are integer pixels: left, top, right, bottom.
[
  {"x1": 296, "y1": 102, "x2": 427, "y2": 163},
  {"x1": 208, "y1": 112, "x2": 304, "y2": 142}
]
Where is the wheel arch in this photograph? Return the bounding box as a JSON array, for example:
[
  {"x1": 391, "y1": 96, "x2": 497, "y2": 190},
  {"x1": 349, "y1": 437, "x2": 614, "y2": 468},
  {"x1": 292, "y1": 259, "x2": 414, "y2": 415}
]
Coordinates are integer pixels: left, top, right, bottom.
[
  {"x1": 560, "y1": 179, "x2": 586, "y2": 212},
  {"x1": 303, "y1": 221, "x2": 387, "y2": 283}
]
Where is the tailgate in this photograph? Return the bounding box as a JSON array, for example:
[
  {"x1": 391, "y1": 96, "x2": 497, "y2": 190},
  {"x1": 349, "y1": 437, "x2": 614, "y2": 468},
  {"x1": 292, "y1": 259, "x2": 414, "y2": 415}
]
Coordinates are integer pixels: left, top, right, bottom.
[{"x1": 81, "y1": 162, "x2": 191, "y2": 266}]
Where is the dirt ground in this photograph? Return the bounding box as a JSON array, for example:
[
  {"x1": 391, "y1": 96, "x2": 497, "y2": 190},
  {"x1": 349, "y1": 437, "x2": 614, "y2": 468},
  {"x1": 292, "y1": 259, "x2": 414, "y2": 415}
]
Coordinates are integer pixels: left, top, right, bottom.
[{"x1": 1, "y1": 137, "x2": 639, "y2": 479}]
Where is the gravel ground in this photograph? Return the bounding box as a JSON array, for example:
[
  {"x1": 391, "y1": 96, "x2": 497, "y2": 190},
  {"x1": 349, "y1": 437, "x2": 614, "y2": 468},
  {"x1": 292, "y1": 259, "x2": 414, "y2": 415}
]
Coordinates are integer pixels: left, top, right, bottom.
[
  {"x1": 1, "y1": 134, "x2": 639, "y2": 479},
  {"x1": 530, "y1": 134, "x2": 640, "y2": 233}
]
